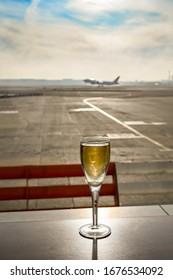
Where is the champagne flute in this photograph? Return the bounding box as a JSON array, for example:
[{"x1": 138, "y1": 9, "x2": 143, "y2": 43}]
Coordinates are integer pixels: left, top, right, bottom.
[{"x1": 79, "y1": 136, "x2": 111, "y2": 239}]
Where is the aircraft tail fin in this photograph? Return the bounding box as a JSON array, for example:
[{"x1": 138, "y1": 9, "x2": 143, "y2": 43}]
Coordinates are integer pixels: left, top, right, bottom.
[{"x1": 114, "y1": 76, "x2": 120, "y2": 83}]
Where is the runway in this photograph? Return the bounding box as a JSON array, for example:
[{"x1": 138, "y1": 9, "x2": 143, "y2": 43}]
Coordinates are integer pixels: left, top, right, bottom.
[
  {"x1": 0, "y1": 85, "x2": 173, "y2": 206},
  {"x1": 0, "y1": 85, "x2": 172, "y2": 166}
]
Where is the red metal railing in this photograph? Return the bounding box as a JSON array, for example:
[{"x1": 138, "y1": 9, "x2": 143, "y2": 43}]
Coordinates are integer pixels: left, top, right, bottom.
[{"x1": 0, "y1": 162, "x2": 119, "y2": 210}]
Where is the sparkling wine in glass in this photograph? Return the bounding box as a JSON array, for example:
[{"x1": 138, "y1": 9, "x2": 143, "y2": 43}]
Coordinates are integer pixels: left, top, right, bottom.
[{"x1": 79, "y1": 136, "x2": 111, "y2": 239}]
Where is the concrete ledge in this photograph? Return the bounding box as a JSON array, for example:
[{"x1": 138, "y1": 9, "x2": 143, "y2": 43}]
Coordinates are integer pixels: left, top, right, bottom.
[
  {"x1": 119, "y1": 181, "x2": 173, "y2": 195},
  {"x1": 116, "y1": 161, "x2": 173, "y2": 175},
  {"x1": 116, "y1": 161, "x2": 173, "y2": 197}
]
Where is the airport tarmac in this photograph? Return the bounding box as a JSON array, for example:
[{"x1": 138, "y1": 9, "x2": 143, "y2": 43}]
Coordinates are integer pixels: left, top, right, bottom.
[{"x1": 0, "y1": 85, "x2": 173, "y2": 207}]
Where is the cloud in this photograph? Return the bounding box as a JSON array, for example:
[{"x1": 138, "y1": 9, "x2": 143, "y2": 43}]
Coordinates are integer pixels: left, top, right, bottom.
[
  {"x1": 66, "y1": 0, "x2": 158, "y2": 21},
  {"x1": 25, "y1": 0, "x2": 41, "y2": 24},
  {"x1": 0, "y1": 0, "x2": 173, "y2": 80}
]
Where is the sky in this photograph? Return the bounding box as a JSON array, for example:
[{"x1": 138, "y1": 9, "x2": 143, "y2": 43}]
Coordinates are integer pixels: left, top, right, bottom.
[{"x1": 0, "y1": 0, "x2": 173, "y2": 81}]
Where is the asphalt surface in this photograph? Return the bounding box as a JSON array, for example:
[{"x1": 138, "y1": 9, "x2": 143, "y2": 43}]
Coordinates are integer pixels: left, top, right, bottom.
[{"x1": 0, "y1": 84, "x2": 173, "y2": 208}]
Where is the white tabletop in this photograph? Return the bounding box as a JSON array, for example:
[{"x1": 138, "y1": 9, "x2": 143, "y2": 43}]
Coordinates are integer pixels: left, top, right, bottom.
[{"x1": 0, "y1": 205, "x2": 173, "y2": 260}]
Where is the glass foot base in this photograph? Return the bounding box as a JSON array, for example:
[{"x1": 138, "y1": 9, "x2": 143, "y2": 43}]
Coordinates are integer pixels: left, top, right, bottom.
[{"x1": 79, "y1": 224, "x2": 111, "y2": 239}]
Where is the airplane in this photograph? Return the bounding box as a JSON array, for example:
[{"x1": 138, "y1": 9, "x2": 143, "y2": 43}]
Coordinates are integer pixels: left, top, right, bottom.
[{"x1": 83, "y1": 76, "x2": 120, "y2": 86}]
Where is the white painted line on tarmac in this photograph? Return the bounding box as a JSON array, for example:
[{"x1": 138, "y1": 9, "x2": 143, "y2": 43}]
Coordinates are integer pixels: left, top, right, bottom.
[
  {"x1": 83, "y1": 97, "x2": 171, "y2": 151},
  {"x1": 47, "y1": 131, "x2": 62, "y2": 135},
  {"x1": 107, "y1": 133, "x2": 142, "y2": 139},
  {"x1": 70, "y1": 108, "x2": 95, "y2": 112},
  {"x1": 124, "y1": 121, "x2": 167, "y2": 126},
  {"x1": 124, "y1": 121, "x2": 146, "y2": 125},
  {"x1": 152, "y1": 122, "x2": 167, "y2": 125},
  {"x1": 0, "y1": 110, "x2": 18, "y2": 114}
]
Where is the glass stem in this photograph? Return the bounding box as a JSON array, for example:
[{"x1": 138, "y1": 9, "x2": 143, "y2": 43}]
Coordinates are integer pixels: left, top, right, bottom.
[{"x1": 90, "y1": 186, "x2": 101, "y2": 228}]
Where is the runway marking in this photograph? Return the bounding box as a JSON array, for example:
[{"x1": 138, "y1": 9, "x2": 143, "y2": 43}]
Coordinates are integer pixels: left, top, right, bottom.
[
  {"x1": 152, "y1": 122, "x2": 167, "y2": 126},
  {"x1": 47, "y1": 132, "x2": 62, "y2": 135},
  {"x1": 70, "y1": 108, "x2": 95, "y2": 112},
  {"x1": 83, "y1": 97, "x2": 170, "y2": 151},
  {"x1": 124, "y1": 121, "x2": 167, "y2": 126},
  {"x1": 107, "y1": 133, "x2": 142, "y2": 139},
  {"x1": 0, "y1": 110, "x2": 18, "y2": 114}
]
